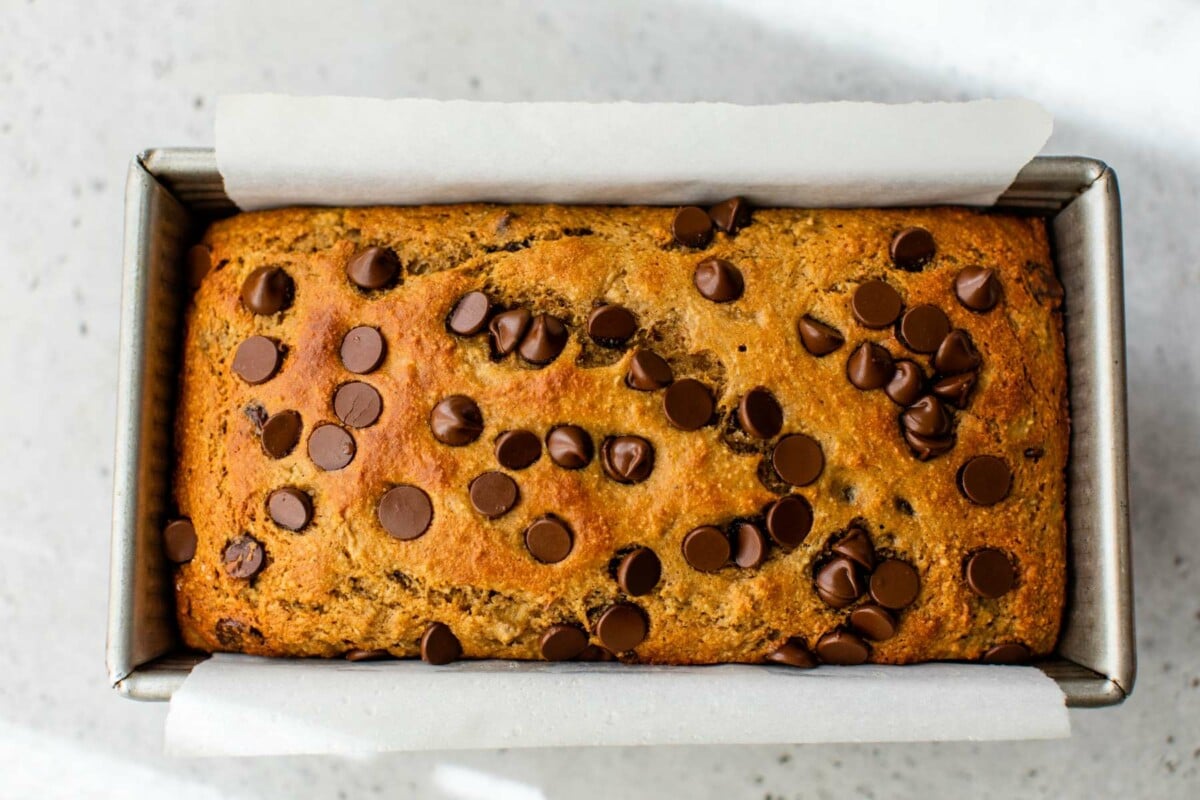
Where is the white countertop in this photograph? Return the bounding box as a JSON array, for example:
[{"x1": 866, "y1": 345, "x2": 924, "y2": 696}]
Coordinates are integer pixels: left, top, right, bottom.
[{"x1": 0, "y1": 0, "x2": 1196, "y2": 797}]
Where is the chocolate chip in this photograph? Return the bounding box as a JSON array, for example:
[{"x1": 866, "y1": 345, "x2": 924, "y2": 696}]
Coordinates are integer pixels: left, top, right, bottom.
[
  {"x1": 796, "y1": 315, "x2": 845, "y2": 356},
  {"x1": 870, "y1": 559, "x2": 920, "y2": 609},
  {"x1": 577, "y1": 644, "x2": 616, "y2": 662},
  {"x1": 340, "y1": 326, "x2": 386, "y2": 374},
  {"x1": 420, "y1": 622, "x2": 461, "y2": 665},
  {"x1": 163, "y1": 519, "x2": 197, "y2": 563},
  {"x1": 901, "y1": 395, "x2": 952, "y2": 437},
  {"x1": 223, "y1": 534, "x2": 265, "y2": 579},
  {"x1": 733, "y1": 522, "x2": 768, "y2": 569},
  {"x1": 890, "y1": 227, "x2": 936, "y2": 270},
  {"x1": 932, "y1": 372, "x2": 976, "y2": 408},
  {"x1": 524, "y1": 516, "x2": 572, "y2": 563},
  {"x1": 1023, "y1": 446, "x2": 1044, "y2": 461},
  {"x1": 240, "y1": 266, "x2": 293, "y2": 315},
  {"x1": 814, "y1": 557, "x2": 865, "y2": 608},
  {"x1": 594, "y1": 603, "x2": 648, "y2": 652},
  {"x1": 518, "y1": 313, "x2": 568, "y2": 365},
  {"x1": 601, "y1": 436, "x2": 655, "y2": 484},
  {"x1": 663, "y1": 379, "x2": 715, "y2": 431},
  {"x1": 546, "y1": 425, "x2": 593, "y2": 469},
  {"x1": 831, "y1": 528, "x2": 875, "y2": 571},
  {"x1": 898, "y1": 305, "x2": 951, "y2": 353},
  {"x1": 852, "y1": 280, "x2": 903, "y2": 328},
  {"x1": 955, "y1": 267, "x2": 1001, "y2": 311},
  {"x1": 261, "y1": 410, "x2": 302, "y2": 458},
  {"x1": 848, "y1": 605, "x2": 897, "y2": 641},
  {"x1": 448, "y1": 290, "x2": 492, "y2": 335},
  {"x1": 771, "y1": 434, "x2": 823, "y2": 486},
  {"x1": 267, "y1": 487, "x2": 313, "y2": 531},
  {"x1": 933, "y1": 330, "x2": 981, "y2": 374},
  {"x1": 334, "y1": 382, "x2": 382, "y2": 428},
  {"x1": 232, "y1": 336, "x2": 282, "y2": 384},
  {"x1": 616, "y1": 547, "x2": 662, "y2": 595},
  {"x1": 982, "y1": 643, "x2": 1031, "y2": 664},
  {"x1": 965, "y1": 548, "x2": 1016, "y2": 598},
  {"x1": 378, "y1": 485, "x2": 434, "y2": 540},
  {"x1": 958, "y1": 455, "x2": 1012, "y2": 505},
  {"x1": 345, "y1": 649, "x2": 391, "y2": 662},
  {"x1": 587, "y1": 304, "x2": 637, "y2": 345},
  {"x1": 672, "y1": 206, "x2": 713, "y2": 248},
  {"x1": 765, "y1": 638, "x2": 817, "y2": 668},
  {"x1": 764, "y1": 495, "x2": 813, "y2": 549},
  {"x1": 816, "y1": 630, "x2": 870, "y2": 665},
  {"x1": 885, "y1": 360, "x2": 925, "y2": 406},
  {"x1": 186, "y1": 244, "x2": 211, "y2": 289},
  {"x1": 307, "y1": 424, "x2": 355, "y2": 471},
  {"x1": 682, "y1": 526, "x2": 730, "y2": 572},
  {"x1": 626, "y1": 350, "x2": 673, "y2": 391},
  {"x1": 738, "y1": 387, "x2": 783, "y2": 439},
  {"x1": 490, "y1": 308, "x2": 532, "y2": 356},
  {"x1": 494, "y1": 430, "x2": 541, "y2": 470},
  {"x1": 469, "y1": 471, "x2": 519, "y2": 518},
  {"x1": 846, "y1": 342, "x2": 894, "y2": 390},
  {"x1": 540, "y1": 625, "x2": 589, "y2": 661},
  {"x1": 904, "y1": 429, "x2": 955, "y2": 461},
  {"x1": 693, "y1": 258, "x2": 744, "y2": 303},
  {"x1": 708, "y1": 197, "x2": 752, "y2": 233},
  {"x1": 430, "y1": 395, "x2": 484, "y2": 446},
  {"x1": 346, "y1": 246, "x2": 399, "y2": 290}
]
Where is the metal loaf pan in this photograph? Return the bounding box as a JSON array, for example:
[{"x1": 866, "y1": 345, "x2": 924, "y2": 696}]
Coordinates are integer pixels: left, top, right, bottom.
[{"x1": 107, "y1": 150, "x2": 1134, "y2": 705}]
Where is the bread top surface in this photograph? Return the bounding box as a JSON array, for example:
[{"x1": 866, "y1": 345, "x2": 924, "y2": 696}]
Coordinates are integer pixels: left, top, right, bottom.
[{"x1": 173, "y1": 203, "x2": 1067, "y2": 664}]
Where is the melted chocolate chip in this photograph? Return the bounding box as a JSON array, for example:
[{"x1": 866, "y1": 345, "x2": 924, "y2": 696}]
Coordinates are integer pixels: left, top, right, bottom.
[
  {"x1": 958, "y1": 455, "x2": 1012, "y2": 505},
  {"x1": 738, "y1": 387, "x2": 783, "y2": 439},
  {"x1": 869, "y1": 559, "x2": 920, "y2": 609},
  {"x1": 518, "y1": 313, "x2": 568, "y2": 365},
  {"x1": 346, "y1": 246, "x2": 400, "y2": 290},
  {"x1": 261, "y1": 410, "x2": 302, "y2": 458},
  {"x1": 616, "y1": 547, "x2": 662, "y2": 596},
  {"x1": 982, "y1": 643, "x2": 1031, "y2": 664},
  {"x1": 890, "y1": 227, "x2": 936, "y2": 270},
  {"x1": 852, "y1": 280, "x2": 903, "y2": 328},
  {"x1": 955, "y1": 267, "x2": 1001, "y2": 311},
  {"x1": 765, "y1": 638, "x2": 817, "y2": 668},
  {"x1": 587, "y1": 304, "x2": 637, "y2": 345},
  {"x1": 420, "y1": 622, "x2": 461, "y2": 665},
  {"x1": 448, "y1": 290, "x2": 492, "y2": 335},
  {"x1": 334, "y1": 381, "x2": 383, "y2": 428},
  {"x1": 626, "y1": 350, "x2": 673, "y2": 390},
  {"x1": 831, "y1": 528, "x2": 875, "y2": 571},
  {"x1": 469, "y1": 471, "x2": 520, "y2": 518},
  {"x1": 932, "y1": 372, "x2": 976, "y2": 408},
  {"x1": 672, "y1": 206, "x2": 713, "y2": 248},
  {"x1": 965, "y1": 548, "x2": 1016, "y2": 598},
  {"x1": 663, "y1": 379, "x2": 715, "y2": 430},
  {"x1": 340, "y1": 326, "x2": 386, "y2": 374},
  {"x1": 494, "y1": 429, "x2": 542, "y2": 470},
  {"x1": 816, "y1": 629, "x2": 870, "y2": 665},
  {"x1": 708, "y1": 197, "x2": 752, "y2": 233},
  {"x1": 540, "y1": 625, "x2": 589, "y2": 661},
  {"x1": 232, "y1": 336, "x2": 282, "y2": 384},
  {"x1": 771, "y1": 434, "x2": 824, "y2": 486},
  {"x1": 430, "y1": 395, "x2": 484, "y2": 446},
  {"x1": 846, "y1": 342, "x2": 894, "y2": 390},
  {"x1": 904, "y1": 429, "x2": 955, "y2": 461},
  {"x1": 797, "y1": 315, "x2": 845, "y2": 356},
  {"x1": 223, "y1": 534, "x2": 265, "y2": 579},
  {"x1": 345, "y1": 649, "x2": 391, "y2": 662},
  {"x1": 594, "y1": 603, "x2": 648, "y2": 652},
  {"x1": 901, "y1": 395, "x2": 953, "y2": 437},
  {"x1": 764, "y1": 495, "x2": 813, "y2": 549},
  {"x1": 601, "y1": 435, "x2": 655, "y2": 484},
  {"x1": 848, "y1": 605, "x2": 897, "y2": 641},
  {"x1": 693, "y1": 258, "x2": 744, "y2": 303},
  {"x1": 267, "y1": 487, "x2": 313, "y2": 531},
  {"x1": 378, "y1": 485, "x2": 434, "y2": 540},
  {"x1": 885, "y1": 360, "x2": 925, "y2": 405},
  {"x1": 490, "y1": 308, "x2": 532, "y2": 356},
  {"x1": 525, "y1": 516, "x2": 574, "y2": 563},
  {"x1": 682, "y1": 526, "x2": 731, "y2": 572},
  {"x1": 814, "y1": 557, "x2": 865, "y2": 608},
  {"x1": 240, "y1": 266, "x2": 293, "y2": 315},
  {"x1": 898, "y1": 305, "x2": 951, "y2": 353},
  {"x1": 308, "y1": 424, "x2": 355, "y2": 471},
  {"x1": 163, "y1": 519, "x2": 197, "y2": 564},
  {"x1": 933, "y1": 330, "x2": 981, "y2": 374},
  {"x1": 733, "y1": 522, "x2": 768, "y2": 569},
  {"x1": 546, "y1": 425, "x2": 594, "y2": 469}
]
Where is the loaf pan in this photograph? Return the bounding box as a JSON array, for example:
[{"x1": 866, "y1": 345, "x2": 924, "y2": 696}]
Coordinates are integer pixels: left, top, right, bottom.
[{"x1": 107, "y1": 150, "x2": 1134, "y2": 705}]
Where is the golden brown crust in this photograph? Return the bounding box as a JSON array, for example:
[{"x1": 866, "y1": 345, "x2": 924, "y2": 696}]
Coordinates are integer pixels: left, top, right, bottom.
[{"x1": 173, "y1": 204, "x2": 1067, "y2": 664}]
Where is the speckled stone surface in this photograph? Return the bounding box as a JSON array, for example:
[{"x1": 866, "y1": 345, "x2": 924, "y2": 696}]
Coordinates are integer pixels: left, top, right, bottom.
[{"x1": 0, "y1": 1, "x2": 1195, "y2": 798}]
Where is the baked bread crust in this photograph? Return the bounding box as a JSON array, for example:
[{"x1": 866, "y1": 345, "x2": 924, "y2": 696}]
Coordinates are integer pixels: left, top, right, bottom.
[{"x1": 173, "y1": 204, "x2": 1067, "y2": 664}]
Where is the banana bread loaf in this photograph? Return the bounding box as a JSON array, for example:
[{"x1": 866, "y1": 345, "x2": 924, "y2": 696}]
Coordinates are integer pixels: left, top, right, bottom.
[{"x1": 168, "y1": 201, "x2": 1067, "y2": 667}]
